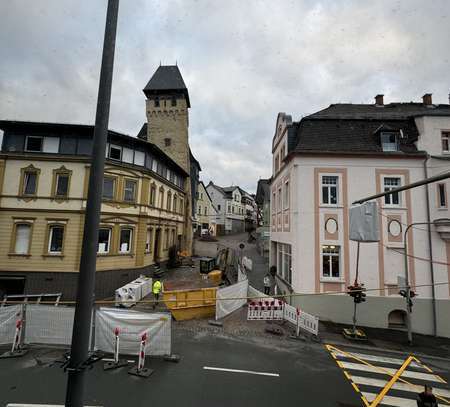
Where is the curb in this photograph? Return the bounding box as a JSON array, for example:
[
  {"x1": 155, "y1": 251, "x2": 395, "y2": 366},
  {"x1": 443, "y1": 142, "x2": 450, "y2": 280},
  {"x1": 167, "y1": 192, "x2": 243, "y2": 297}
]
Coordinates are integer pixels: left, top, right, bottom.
[{"x1": 324, "y1": 340, "x2": 450, "y2": 363}]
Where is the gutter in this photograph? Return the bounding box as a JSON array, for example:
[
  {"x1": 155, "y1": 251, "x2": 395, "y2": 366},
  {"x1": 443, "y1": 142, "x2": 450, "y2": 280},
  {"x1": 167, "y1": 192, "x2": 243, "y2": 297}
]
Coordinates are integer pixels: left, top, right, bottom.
[{"x1": 423, "y1": 155, "x2": 438, "y2": 337}]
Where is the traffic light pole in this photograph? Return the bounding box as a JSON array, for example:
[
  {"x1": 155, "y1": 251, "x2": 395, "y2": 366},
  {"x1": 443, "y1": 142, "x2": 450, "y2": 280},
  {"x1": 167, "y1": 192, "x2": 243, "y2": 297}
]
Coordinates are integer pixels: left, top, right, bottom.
[{"x1": 65, "y1": 1, "x2": 119, "y2": 406}]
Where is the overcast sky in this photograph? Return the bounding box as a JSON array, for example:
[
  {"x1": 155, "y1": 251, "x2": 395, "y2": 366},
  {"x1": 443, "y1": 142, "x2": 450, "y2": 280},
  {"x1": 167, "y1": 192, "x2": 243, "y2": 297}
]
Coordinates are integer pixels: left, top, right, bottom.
[{"x1": 1, "y1": 1, "x2": 449, "y2": 192}]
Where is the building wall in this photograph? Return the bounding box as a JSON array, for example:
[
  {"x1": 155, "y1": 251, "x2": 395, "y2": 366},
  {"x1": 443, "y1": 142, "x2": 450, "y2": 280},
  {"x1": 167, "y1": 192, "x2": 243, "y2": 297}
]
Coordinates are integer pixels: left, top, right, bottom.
[
  {"x1": 0, "y1": 156, "x2": 186, "y2": 300},
  {"x1": 197, "y1": 182, "x2": 217, "y2": 235}
]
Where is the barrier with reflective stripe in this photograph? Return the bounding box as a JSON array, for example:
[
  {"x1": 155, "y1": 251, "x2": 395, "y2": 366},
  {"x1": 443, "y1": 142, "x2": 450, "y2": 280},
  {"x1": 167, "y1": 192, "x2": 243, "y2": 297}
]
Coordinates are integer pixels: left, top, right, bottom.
[{"x1": 247, "y1": 299, "x2": 284, "y2": 320}]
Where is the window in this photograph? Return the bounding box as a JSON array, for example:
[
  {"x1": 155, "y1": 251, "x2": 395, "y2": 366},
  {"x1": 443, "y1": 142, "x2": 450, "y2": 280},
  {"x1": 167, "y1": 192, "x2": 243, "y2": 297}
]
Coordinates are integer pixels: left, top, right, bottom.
[
  {"x1": 227, "y1": 204, "x2": 231, "y2": 213},
  {"x1": 165, "y1": 228, "x2": 169, "y2": 249},
  {"x1": 179, "y1": 198, "x2": 184, "y2": 214},
  {"x1": 152, "y1": 159, "x2": 158, "y2": 172},
  {"x1": 102, "y1": 177, "x2": 115, "y2": 200},
  {"x1": 283, "y1": 244, "x2": 292, "y2": 284},
  {"x1": 171, "y1": 229, "x2": 175, "y2": 246},
  {"x1": 25, "y1": 136, "x2": 43, "y2": 152},
  {"x1": 14, "y1": 224, "x2": 31, "y2": 254},
  {"x1": 442, "y1": 132, "x2": 450, "y2": 153},
  {"x1": 123, "y1": 179, "x2": 137, "y2": 202},
  {"x1": 274, "y1": 155, "x2": 279, "y2": 173},
  {"x1": 384, "y1": 177, "x2": 401, "y2": 206},
  {"x1": 232, "y1": 206, "x2": 234, "y2": 214},
  {"x1": 119, "y1": 228, "x2": 132, "y2": 253},
  {"x1": 217, "y1": 204, "x2": 221, "y2": 211},
  {"x1": 205, "y1": 206, "x2": 207, "y2": 215},
  {"x1": 97, "y1": 228, "x2": 111, "y2": 253},
  {"x1": 159, "y1": 188, "x2": 165, "y2": 208},
  {"x1": 109, "y1": 144, "x2": 122, "y2": 160},
  {"x1": 322, "y1": 245, "x2": 340, "y2": 278},
  {"x1": 164, "y1": 138, "x2": 171, "y2": 147},
  {"x1": 171, "y1": 96, "x2": 177, "y2": 107},
  {"x1": 23, "y1": 171, "x2": 38, "y2": 195},
  {"x1": 48, "y1": 225, "x2": 64, "y2": 254},
  {"x1": 198, "y1": 205, "x2": 202, "y2": 215},
  {"x1": 145, "y1": 228, "x2": 153, "y2": 253},
  {"x1": 173, "y1": 195, "x2": 177, "y2": 212},
  {"x1": 322, "y1": 176, "x2": 338, "y2": 205},
  {"x1": 55, "y1": 173, "x2": 69, "y2": 197},
  {"x1": 154, "y1": 97, "x2": 160, "y2": 107},
  {"x1": 167, "y1": 191, "x2": 172, "y2": 211},
  {"x1": 278, "y1": 188, "x2": 282, "y2": 211},
  {"x1": 381, "y1": 132, "x2": 399, "y2": 152},
  {"x1": 284, "y1": 181, "x2": 289, "y2": 209},
  {"x1": 150, "y1": 184, "x2": 156, "y2": 206},
  {"x1": 272, "y1": 192, "x2": 276, "y2": 213},
  {"x1": 438, "y1": 183, "x2": 447, "y2": 208}
]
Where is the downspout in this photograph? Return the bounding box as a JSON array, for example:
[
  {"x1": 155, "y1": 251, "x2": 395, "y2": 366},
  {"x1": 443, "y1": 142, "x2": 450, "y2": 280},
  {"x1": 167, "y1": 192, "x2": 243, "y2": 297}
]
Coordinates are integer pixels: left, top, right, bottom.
[{"x1": 423, "y1": 155, "x2": 437, "y2": 337}]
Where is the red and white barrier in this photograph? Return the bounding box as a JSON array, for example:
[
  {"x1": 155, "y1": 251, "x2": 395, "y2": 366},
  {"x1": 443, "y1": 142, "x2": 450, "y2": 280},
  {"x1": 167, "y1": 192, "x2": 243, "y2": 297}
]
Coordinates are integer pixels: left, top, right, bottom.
[
  {"x1": 247, "y1": 299, "x2": 284, "y2": 320},
  {"x1": 11, "y1": 319, "x2": 23, "y2": 353},
  {"x1": 137, "y1": 332, "x2": 147, "y2": 371}
]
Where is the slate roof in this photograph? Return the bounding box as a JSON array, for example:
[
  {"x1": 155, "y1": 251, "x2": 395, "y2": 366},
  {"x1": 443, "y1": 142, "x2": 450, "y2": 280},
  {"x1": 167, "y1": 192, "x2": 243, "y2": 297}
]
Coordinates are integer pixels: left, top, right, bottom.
[
  {"x1": 143, "y1": 65, "x2": 190, "y2": 107},
  {"x1": 290, "y1": 102, "x2": 450, "y2": 156},
  {"x1": 255, "y1": 179, "x2": 271, "y2": 205}
]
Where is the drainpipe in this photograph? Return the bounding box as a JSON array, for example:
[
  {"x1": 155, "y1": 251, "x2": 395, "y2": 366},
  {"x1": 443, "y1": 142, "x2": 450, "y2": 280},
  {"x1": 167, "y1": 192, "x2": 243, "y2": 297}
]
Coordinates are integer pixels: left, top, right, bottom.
[{"x1": 423, "y1": 155, "x2": 438, "y2": 337}]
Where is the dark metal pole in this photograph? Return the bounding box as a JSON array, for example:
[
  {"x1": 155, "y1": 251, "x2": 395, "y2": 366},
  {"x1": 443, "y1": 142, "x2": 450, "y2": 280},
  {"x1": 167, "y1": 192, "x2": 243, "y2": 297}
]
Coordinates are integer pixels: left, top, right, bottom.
[
  {"x1": 65, "y1": 1, "x2": 119, "y2": 406},
  {"x1": 352, "y1": 171, "x2": 450, "y2": 205}
]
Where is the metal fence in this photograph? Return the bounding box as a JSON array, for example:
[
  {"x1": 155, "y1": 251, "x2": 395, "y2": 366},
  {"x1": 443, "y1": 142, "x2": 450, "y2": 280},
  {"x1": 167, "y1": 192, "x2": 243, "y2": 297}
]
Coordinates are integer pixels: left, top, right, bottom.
[{"x1": 0, "y1": 305, "x2": 22, "y2": 345}]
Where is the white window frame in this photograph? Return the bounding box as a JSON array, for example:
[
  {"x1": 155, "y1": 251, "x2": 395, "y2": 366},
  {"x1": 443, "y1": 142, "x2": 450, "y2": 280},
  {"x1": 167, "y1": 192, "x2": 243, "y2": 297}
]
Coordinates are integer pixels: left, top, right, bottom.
[
  {"x1": 25, "y1": 136, "x2": 43, "y2": 152},
  {"x1": 321, "y1": 245, "x2": 341, "y2": 280},
  {"x1": 283, "y1": 180, "x2": 290, "y2": 209},
  {"x1": 14, "y1": 223, "x2": 32, "y2": 254},
  {"x1": 442, "y1": 132, "x2": 450, "y2": 154},
  {"x1": 119, "y1": 227, "x2": 133, "y2": 254},
  {"x1": 109, "y1": 144, "x2": 122, "y2": 161},
  {"x1": 145, "y1": 227, "x2": 153, "y2": 253},
  {"x1": 48, "y1": 224, "x2": 64, "y2": 255},
  {"x1": 123, "y1": 179, "x2": 137, "y2": 202},
  {"x1": 97, "y1": 228, "x2": 111, "y2": 254},
  {"x1": 321, "y1": 175, "x2": 339, "y2": 205},
  {"x1": 381, "y1": 132, "x2": 399, "y2": 152},
  {"x1": 383, "y1": 177, "x2": 401, "y2": 207}
]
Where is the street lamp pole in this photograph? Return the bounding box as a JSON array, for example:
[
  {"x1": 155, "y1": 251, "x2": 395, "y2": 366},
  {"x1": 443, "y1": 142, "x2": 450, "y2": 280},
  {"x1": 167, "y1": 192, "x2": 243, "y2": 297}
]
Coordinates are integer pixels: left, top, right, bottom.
[{"x1": 65, "y1": 1, "x2": 119, "y2": 406}]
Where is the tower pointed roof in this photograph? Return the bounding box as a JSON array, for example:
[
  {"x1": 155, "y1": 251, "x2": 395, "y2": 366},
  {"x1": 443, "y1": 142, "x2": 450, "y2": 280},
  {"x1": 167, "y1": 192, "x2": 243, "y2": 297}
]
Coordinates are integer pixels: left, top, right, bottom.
[{"x1": 143, "y1": 65, "x2": 190, "y2": 107}]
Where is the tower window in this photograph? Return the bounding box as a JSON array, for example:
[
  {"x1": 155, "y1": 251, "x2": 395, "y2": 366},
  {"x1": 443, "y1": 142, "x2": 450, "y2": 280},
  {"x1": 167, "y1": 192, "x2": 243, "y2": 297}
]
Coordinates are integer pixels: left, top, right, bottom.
[
  {"x1": 154, "y1": 97, "x2": 160, "y2": 107},
  {"x1": 171, "y1": 97, "x2": 177, "y2": 107},
  {"x1": 164, "y1": 138, "x2": 172, "y2": 147}
]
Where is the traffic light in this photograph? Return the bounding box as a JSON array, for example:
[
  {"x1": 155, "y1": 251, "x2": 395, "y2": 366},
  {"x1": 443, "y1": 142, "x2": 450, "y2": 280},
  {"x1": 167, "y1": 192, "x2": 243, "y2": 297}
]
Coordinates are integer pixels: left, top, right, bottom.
[{"x1": 348, "y1": 283, "x2": 366, "y2": 304}]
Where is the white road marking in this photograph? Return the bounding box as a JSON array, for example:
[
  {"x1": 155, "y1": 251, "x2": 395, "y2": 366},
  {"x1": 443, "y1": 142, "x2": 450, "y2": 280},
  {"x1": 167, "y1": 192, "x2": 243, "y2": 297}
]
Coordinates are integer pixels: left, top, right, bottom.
[
  {"x1": 339, "y1": 361, "x2": 446, "y2": 382},
  {"x1": 203, "y1": 366, "x2": 280, "y2": 377},
  {"x1": 352, "y1": 375, "x2": 450, "y2": 398},
  {"x1": 362, "y1": 392, "x2": 446, "y2": 407},
  {"x1": 332, "y1": 351, "x2": 421, "y2": 368}
]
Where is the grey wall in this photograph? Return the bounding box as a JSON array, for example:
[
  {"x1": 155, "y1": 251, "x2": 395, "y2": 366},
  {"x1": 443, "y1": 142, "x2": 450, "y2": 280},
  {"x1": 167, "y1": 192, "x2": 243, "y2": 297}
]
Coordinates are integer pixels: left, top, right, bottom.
[{"x1": 276, "y1": 278, "x2": 450, "y2": 338}]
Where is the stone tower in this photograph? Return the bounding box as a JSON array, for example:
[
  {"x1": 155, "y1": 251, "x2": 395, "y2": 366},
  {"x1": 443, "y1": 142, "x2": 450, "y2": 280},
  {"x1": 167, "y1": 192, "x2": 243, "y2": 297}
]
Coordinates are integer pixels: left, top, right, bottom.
[{"x1": 142, "y1": 65, "x2": 193, "y2": 254}]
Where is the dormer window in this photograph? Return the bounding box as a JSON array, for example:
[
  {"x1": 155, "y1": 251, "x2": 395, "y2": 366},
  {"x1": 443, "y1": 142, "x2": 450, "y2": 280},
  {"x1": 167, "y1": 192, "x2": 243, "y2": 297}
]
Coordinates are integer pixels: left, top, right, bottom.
[{"x1": 381, "y1": 132, "x2": 399, "y2": 152}]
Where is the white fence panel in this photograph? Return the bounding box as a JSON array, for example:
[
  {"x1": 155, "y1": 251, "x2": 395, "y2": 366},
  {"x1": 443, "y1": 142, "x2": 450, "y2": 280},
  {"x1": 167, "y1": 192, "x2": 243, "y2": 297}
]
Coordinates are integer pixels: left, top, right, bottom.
[
  {"x1": 95, "y1": 307, "x2": 171, "y2": 356},
  {"x1": 215, "y1": 279, "x2": 249, "y2": 320},
  {"x1": 0, "y1": 305, "x2": 23, "y2": 345},
  {"x1": 298, "y1": 310, "x2": 319, "y2": 336},
  {"x1": 24, "y1": 305, "x2": 74, "y2": 345},
  {"x1": 283, "y1": 303, "x2": 298, "y2": 325}
]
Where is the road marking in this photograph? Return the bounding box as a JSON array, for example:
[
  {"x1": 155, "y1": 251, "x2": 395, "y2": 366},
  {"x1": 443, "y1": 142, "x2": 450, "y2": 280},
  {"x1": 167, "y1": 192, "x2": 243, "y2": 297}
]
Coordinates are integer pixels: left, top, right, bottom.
[
  {"x1": 339, "y1": 361, "x2": 446, "y2": 382},
  {"x1": 332, "y1": 350, "x2": 421, "y2": 368},
  {"x1": 352, "y1": 375, "x2": 450, "y2": 398},
  {"x1": 362, "y1": 392, "x2": 447, "y2": 407},
  {"x1": 203, "y1": 366, "x2": 280, "y2": 377}
]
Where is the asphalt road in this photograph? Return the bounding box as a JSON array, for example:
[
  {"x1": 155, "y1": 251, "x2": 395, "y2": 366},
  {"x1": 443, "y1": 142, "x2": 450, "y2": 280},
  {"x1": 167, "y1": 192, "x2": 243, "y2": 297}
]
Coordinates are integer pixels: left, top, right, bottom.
[{"x1": 0, "y1": 333, "x2": 358, "y2": 407}]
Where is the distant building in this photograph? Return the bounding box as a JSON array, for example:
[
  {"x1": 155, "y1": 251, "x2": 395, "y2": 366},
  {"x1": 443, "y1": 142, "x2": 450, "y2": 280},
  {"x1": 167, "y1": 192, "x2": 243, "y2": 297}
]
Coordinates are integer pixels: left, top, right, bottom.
[
  {"x1": 270, "y1": 95, "x2": 450, "y2": 338},
  {"x1": 0, "y1": 64, "x2": 199, "y2": 300},
  {"x1": 196, "y1": 181, "x2": 218, "y2": 236},
  {"x1": 206, "y1": 182, "x2": 256, "y2": 234}
]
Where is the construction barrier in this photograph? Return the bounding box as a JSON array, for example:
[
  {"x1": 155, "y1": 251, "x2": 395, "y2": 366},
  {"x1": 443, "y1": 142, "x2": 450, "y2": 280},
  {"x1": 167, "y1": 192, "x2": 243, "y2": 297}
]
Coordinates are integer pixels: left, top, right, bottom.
[
  {"x1": 24, "y1": 305, "x2": 75, "y2": 346},
  {"x1": 95, "y1": 307, "x2": 171, "y2": 356},
  {"x1": 215, "y1": 279, "x2": 249, "y2": 320},
  {"x1": 247, "y1": 285, "x2": 268, "y2": 300},
  {"x1": 297, "y1": 308, "x2": 319, "y2": 336},
  {"x1": 247, "y1": 299, "x2": 284, "y2": 320},
  {"x1": 163, "y1": 287, "x2": 217, "y2": 320},
  {"x1": 0, "y1": 305, "x2": 23, "y2": 345}
]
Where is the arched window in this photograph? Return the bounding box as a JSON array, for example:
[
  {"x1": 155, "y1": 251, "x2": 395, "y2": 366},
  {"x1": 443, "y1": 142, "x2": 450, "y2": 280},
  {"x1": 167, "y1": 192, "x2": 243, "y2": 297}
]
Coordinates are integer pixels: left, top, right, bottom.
[
  {"x1": 167, "y1": 191, "x2": 172, "y2": 211},
  {"x1": 159, "y1": 187, "x2": 164, "y2": 208},
  {"x1": 173, "y1": 195, "x2": 177, "y2": 213}
]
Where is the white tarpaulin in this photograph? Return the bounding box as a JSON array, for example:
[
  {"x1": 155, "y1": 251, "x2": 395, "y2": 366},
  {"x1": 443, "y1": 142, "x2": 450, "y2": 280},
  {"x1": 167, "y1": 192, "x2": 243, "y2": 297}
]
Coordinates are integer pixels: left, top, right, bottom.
[
  {"x1": 95, "y1": 307, "x2": 171, "y2": 356},
  {"x1": 24, "y1": 305, "x2": 74, "y2": 345},
  {"x1": 237, "y1": 264, "x2": 247, "y2": 282},
  {"x1": 242, "y1": 256, "x2": 253, "y2": 271},
  {"x1": 215, "y1": 279, "x2": 249, "y2": 320},
  {"x1": 349, "y1": 201, "x2": 380, "y2": 242},
  {"x1": 0, "y1": 305, "x2": 22, "y2": 345},
  {"x1": 247, "y1": 285, "x2": 268, "y2": 300}
]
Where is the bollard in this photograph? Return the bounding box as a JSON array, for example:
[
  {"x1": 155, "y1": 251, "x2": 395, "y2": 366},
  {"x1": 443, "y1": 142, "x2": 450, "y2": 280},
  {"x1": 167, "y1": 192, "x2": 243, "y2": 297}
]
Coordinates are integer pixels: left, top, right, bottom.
[
  {"x1": 0, "y1": 318, "x2": 28, "y2": 359},
  {"x1": 103, "y1": 327, "x2": 128, "y2": 371},
  {"x1": 128, "y1": 332, "x2": 153, "y2": 378}
]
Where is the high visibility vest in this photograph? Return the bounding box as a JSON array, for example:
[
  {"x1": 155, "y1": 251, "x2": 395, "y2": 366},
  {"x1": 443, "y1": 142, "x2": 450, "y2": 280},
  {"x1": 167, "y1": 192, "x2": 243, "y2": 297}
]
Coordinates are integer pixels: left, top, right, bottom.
[{"x1": 153, "y1": 281, "x2": 162, "y2": 294}]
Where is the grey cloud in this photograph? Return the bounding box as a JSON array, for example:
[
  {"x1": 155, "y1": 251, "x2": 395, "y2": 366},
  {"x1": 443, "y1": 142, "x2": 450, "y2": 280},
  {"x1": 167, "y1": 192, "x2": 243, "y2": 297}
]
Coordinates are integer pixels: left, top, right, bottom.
[{"x1": 1, "y1": 0, "x2": 450, "y2": 193}]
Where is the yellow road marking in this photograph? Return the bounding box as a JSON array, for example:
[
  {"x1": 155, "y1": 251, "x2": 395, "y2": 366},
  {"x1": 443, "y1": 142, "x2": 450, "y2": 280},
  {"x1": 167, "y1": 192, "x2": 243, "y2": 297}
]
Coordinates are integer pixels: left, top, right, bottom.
[
  {"x1": 351, "y1": 382, "x2": 360, "y2": 393},
  {"x1": 369, "y1": 355, "x2": 413, "y2": 407},
  {"x1": 361, "y1": 395, "x2": 370, "y2": 407},
  {"x1": 344, "y1": 371, "x2": 352, "y2": 380},
  {"x1": 325, "y1": 344, "x2": 450, "y2": 405}
]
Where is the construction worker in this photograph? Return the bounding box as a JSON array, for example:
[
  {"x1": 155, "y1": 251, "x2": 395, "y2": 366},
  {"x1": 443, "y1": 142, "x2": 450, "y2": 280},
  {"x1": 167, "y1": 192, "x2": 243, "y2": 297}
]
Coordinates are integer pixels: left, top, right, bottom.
[
  {"x1": 417, "y1": 385, "x2": 438, "y2": 407},
  {"x1": 152, "y1": 279, "x2": 162, "y2": 310}
]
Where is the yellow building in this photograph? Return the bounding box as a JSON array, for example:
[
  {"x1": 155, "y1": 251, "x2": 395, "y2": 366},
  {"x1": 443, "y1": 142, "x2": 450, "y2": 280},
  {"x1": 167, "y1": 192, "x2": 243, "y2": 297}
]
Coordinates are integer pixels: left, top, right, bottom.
[{"x1": 0, "y1": 65, "x2": 196, "y2": 300}]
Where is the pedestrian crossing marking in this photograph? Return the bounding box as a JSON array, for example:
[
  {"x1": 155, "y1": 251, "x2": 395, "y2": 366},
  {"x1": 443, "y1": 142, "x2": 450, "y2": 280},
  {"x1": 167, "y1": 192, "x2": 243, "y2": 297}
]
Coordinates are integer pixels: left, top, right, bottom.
[{"x1": 325, "y1": 344, "x2": 450, "y2": 406}]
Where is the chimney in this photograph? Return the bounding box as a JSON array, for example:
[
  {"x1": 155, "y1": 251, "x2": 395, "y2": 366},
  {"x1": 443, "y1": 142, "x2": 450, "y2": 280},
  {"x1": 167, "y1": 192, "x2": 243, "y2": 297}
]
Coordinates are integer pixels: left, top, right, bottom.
[
  {"x1": 422, "y1": 93, "x2": 433, "y2": 106},
  {"x1": 374, "y1": 94, "x2": 384, "y2": 106}
]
